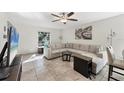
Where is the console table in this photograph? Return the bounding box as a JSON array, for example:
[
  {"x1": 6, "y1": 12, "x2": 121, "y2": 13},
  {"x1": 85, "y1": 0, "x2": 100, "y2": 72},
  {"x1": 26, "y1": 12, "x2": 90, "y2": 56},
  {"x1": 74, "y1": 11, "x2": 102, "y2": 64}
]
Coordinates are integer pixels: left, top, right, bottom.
[
  {"x1": 73, "y1": 55, "x2": 92, "y2": 79},
  {"x1": 3, "y1": 55, "x2": 22, "y2": 81},
  {"x1": 38, "y1": 46, "x2": 44, "y2": 54}
]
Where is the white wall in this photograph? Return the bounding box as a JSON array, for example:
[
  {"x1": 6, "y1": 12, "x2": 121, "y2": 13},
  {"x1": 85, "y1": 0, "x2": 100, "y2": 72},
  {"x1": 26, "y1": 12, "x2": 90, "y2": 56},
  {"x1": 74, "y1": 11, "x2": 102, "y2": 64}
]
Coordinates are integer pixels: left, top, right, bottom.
[
  {"x1": 15, "y1": 24, "x2": 62, "y2": 54},
  {"x1": 0, "y1": 13, "x2": 62, "y2": 54},
  {"x1": 0, "y1": 13, "x2": 7, "y2": 52},
  {"x1": 62, "y1": 14, "x2": 124, "y2": 59}
]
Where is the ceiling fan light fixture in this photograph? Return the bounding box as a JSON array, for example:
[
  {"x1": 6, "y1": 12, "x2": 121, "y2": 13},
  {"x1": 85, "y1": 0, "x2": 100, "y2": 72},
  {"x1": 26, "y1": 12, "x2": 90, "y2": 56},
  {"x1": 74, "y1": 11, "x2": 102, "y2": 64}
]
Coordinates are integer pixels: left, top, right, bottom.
[
  {"x1": 60, "y1": 19, "x2": 67, "y2": 23},
  {"x1": 51, "y1": 12, "x2": 77, "y2": 24}
]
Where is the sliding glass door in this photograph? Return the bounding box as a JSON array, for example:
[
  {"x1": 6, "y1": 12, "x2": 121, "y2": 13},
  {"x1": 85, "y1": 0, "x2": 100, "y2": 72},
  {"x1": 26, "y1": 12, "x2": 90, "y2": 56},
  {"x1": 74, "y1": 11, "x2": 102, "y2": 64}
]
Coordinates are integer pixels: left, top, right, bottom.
[{"x1": 38, "y1": 32, "x2": 50, "y2": 47}]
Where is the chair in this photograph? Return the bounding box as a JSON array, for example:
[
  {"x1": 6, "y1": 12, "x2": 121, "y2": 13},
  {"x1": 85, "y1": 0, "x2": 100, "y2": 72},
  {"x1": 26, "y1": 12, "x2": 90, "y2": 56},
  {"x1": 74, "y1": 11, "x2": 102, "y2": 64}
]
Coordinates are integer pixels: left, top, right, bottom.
[{"x1": 106, "y1": 46, "x2": 124, "y2": 81}]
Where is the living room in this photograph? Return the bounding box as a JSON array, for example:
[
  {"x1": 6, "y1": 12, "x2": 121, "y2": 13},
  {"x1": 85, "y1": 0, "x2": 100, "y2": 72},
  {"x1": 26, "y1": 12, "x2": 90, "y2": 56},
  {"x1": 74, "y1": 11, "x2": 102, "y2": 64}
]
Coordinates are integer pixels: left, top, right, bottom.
[
  {"x1": 1, "y1": 0, "x2": 124, "y2": 93},
  {"x1": 0, "y1": 12, "x2": 124, "y2": 81}
]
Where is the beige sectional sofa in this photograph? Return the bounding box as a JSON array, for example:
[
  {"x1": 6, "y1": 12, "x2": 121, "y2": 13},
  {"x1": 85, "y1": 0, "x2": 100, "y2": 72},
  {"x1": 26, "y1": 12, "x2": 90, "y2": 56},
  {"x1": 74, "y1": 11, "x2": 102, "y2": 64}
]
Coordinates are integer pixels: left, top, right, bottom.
[{"x1": 44, "y1": 43, "x2": 107, "y2": 74}]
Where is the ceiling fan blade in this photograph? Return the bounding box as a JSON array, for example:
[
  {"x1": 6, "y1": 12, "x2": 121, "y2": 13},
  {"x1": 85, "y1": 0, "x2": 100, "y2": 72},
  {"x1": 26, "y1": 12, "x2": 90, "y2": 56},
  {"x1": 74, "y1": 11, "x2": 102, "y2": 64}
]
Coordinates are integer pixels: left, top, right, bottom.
[
  {"x1": 67, "y1": 19, "x2": 78, "y2": 21},
  {"x1": 67, "y1": 12, "x2": 74, "y2": 17},
  {"x1": 51, "y1": 13, "x2": 61, "y2": 18},
  {"x1": 52, "y1": 19, "x2": 60, "y2": 22}
]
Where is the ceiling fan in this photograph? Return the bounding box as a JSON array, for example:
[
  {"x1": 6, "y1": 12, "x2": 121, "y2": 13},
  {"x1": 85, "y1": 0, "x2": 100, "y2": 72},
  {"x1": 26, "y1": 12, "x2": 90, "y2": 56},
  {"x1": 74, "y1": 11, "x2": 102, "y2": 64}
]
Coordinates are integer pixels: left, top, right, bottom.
[{"x1": 51, "y1": 12, "x2": 78, "y2": 24}]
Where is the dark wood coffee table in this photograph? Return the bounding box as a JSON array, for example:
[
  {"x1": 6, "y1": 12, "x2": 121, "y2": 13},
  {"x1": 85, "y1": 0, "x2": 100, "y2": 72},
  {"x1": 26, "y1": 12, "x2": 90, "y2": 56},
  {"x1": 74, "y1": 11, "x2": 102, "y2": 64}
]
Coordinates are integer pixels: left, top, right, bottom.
[
  {"x1": 73, "y1": 55, "x2": 92, "y2": 79},
  {"x1": 62, "y1": 51, "x2": 72, "y2": 61}
]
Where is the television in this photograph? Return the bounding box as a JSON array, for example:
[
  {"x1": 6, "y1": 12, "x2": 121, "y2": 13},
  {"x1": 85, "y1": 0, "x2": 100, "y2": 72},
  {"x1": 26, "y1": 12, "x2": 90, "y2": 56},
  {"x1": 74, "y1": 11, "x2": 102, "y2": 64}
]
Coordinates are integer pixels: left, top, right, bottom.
[
  {"x1": 7, "y1": 26, "x2": 19, "y2": 66},
  {"x1": 0, "y1": 25, "x2": 19, "y2": 80}
]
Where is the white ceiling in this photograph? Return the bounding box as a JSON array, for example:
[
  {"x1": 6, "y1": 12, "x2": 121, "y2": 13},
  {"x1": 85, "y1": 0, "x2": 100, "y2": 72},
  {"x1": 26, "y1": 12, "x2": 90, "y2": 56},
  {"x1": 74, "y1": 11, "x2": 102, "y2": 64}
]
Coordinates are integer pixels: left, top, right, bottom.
[{"x1": 7, "y1": 12, "x2": 122, "y2": 30}]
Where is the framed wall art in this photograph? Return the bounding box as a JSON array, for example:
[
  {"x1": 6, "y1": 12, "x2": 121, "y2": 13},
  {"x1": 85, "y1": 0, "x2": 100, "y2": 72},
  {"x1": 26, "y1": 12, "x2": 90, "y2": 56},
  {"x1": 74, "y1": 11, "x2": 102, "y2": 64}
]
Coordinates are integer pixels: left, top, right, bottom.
[{"x1": 75, "y1": 26, "x2": 92, "y2": 40}]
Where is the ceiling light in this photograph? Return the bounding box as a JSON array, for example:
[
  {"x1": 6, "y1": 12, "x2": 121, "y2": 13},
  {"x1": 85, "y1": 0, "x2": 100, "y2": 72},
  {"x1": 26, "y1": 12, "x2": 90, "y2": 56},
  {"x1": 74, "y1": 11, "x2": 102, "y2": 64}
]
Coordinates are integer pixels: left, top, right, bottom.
[{"x1": 60, "y1": 19, "x2": 67, "y2": 23}]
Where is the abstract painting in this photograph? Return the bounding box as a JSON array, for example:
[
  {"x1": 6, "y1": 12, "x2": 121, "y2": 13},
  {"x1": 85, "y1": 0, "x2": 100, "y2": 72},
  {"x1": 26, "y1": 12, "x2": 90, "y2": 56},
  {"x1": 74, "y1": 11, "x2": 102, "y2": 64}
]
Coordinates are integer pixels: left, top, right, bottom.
[{"x1": 75, "y1": 26, "x2": 92, "y2": 40}]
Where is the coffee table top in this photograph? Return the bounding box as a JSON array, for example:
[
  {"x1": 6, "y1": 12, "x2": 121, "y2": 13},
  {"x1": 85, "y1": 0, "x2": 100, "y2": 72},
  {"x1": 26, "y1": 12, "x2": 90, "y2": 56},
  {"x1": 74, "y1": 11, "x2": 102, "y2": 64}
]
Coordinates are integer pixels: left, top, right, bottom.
[{"x1": 73, "y1": 54, "x2": 92, "y2": 62}]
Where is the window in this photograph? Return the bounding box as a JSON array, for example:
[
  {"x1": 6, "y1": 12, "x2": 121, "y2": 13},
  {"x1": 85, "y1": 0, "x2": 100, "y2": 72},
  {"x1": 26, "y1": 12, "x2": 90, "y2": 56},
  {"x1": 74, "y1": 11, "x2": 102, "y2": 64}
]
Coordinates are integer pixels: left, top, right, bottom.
[{"x1": 38, "y1": 32, "x2": 50, "y2": 47}]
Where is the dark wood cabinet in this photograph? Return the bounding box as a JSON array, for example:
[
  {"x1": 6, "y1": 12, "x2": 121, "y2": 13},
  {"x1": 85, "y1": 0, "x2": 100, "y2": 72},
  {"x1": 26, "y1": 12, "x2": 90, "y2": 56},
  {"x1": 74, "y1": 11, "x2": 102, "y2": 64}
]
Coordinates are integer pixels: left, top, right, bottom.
[{"x1": 74, "y1": 56, "x2": 92, "y2": 79}]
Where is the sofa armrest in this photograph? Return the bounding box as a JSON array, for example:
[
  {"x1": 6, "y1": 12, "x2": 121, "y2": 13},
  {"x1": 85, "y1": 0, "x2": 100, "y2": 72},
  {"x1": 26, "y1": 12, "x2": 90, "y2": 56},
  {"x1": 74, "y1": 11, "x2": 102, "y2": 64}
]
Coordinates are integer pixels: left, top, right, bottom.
[
  {"x1": 96, "y1": 53, "x2": 103, "y2": 58},
  {"x1": 97, "y1": 51, "x2": 107, "y2": 62},
  {"x1": 44, "y1": 47, "x2": 52, "y2": 59}
]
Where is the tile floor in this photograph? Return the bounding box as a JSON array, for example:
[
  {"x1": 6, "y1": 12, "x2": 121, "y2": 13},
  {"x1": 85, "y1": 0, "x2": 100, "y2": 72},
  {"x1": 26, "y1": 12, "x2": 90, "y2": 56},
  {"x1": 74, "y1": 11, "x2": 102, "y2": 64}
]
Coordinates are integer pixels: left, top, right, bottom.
[{"x1": 21, "y1": 53, "x2": 124, "y2": 81}]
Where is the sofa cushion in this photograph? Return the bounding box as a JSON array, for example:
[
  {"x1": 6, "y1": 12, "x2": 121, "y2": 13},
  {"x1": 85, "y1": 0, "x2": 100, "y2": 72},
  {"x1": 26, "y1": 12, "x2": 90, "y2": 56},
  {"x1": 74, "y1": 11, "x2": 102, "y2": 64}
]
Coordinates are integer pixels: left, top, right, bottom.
[
  {"x1": 51, "y1": 44, "x2": 56, "y2": 50},
  {"x1": 51, "y1": 43, "x2": 62, "y2": 50},
  {"x1": 52, "y1": 49, "x2": 60, "y2": 54},
  {"x1": 69, "y1": 43, "x2": 73, "y2": 48},
  {"x1": 67, "y1": 48, "x2": 82, "y2": 55},
  {"x1": 59, "y1": 48, "x2": 67, "y2": 52},
  {"x1": 62, "y1": 43, "x2": 66, "y2": 48},
  {"x1": 73, "y1": 44, "x2": 80, "y2": 50},
  {"x1": 55, "y1": 43, "x2": 62, "y2": 49},
  {"x1": 65, "y1": 43, "x2": 73, "y2": 48},
  {"x1": 79, "y1": 44, "x2": 89, "y2": 51},
  {"x1": 65, "y1": 43, "x2": 69, "y2": 48},
  {"x1": 88, "y1": 45, "x2": 100, "y2": 54},
  {"x1": 81, "y1": 51, "x2": 98, "y2": 58}
]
